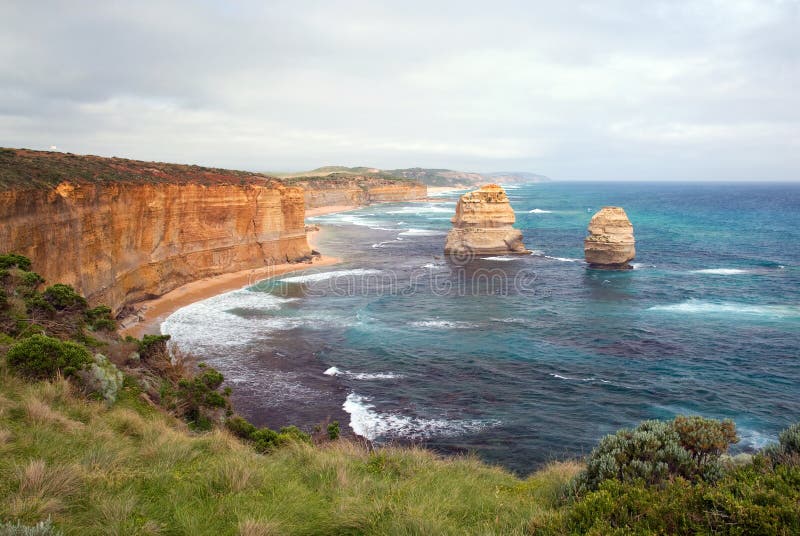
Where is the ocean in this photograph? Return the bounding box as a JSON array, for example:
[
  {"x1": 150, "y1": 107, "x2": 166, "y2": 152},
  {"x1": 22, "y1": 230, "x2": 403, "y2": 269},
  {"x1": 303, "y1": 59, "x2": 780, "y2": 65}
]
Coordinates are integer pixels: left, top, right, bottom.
[{"x1": 162, "y1": 181, "x2": 800, "y2": 474}]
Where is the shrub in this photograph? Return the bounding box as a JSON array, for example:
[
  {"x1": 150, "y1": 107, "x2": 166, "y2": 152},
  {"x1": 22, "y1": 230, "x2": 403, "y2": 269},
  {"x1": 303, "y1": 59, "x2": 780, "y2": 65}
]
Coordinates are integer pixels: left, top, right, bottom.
[
  {"x1": 24, "y1": 292, "x2": 55, "y2": 314},
  {"x1": 226, "y1": 415, "x2": 257, "y2": 439},
  {"x1": 77, "y1": 353, "x2": 125, "y2": 404},
  {"x1": 85, "y1": 305, "x2": 116, "y2": 331},
  {"x1": 172, "y1": 366, "x2": 230, "y2": 429},
  {"x1": 0, "y1": 253, "x2": 32, "y2": 271},
  {"x1": 19, "y1": 271, "x2": 45, "y2": 288},
  {"x1": 673, "y1": 415, "x2": 738, "y2": 465},
  {"x1": 251, "y1": 428, "x2": 280, "y2": 452},
  {"x1": 6, "y1": 334, "x2": 93, "y2": 379},
  {"x1": 42, "y1": 284, "x2": 87, "y2": 310},
  {"x1": 0, "y1": 518, "x2": 63, "y2": 535},
  {"x1": 779, "y1": 423, "x2": 800, "y2": 455},
  {"x1": 327, "y1": 420, "x2": 340, "y2": 440},
  {"x1": 0, "y1": 288, "x2": 7, "y2": 309},
  {"x1": 577, "y1": 416, "x2": 738, "y2": 491},
  {"x1": 138, "y1": 334, "x2": 171, "y2": 360}
]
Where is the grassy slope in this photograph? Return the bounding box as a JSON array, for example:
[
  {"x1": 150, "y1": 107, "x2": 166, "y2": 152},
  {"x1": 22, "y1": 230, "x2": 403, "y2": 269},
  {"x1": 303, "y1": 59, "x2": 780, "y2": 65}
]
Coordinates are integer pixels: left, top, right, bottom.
[{"x1": 0, "y1": 363, "x2": 579, "y2": 535}]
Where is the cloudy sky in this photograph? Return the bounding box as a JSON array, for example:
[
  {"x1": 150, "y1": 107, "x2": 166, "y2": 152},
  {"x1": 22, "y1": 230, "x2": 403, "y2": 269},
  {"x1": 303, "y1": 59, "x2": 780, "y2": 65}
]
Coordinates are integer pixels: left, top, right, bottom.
[{"x1": 1, "y1": 1, "x2": 798, "y2": 180}]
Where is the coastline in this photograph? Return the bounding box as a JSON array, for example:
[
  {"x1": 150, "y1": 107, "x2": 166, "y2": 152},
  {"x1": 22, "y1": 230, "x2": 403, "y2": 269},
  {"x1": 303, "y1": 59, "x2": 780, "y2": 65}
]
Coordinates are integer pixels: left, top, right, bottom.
[{"x1": 119, "y1": 253, "x2": 341, "y2": 338}]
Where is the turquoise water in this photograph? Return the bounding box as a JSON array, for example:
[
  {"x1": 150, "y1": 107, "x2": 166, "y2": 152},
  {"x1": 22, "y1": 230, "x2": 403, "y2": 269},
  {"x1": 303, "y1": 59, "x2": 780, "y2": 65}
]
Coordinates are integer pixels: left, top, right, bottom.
[{"x1": 163, "y1": 182, "x2": 800, "y2": 474}]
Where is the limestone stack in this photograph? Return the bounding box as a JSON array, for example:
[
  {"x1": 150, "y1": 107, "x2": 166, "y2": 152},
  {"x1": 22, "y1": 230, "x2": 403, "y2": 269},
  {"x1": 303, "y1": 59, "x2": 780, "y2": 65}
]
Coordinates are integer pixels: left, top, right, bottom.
[
  {"x1": 584, "y1": 207, "x2": 635, "y2": 269},
  {"x1": 444, "y1": 184, "x2": 528, "y2": 256}
]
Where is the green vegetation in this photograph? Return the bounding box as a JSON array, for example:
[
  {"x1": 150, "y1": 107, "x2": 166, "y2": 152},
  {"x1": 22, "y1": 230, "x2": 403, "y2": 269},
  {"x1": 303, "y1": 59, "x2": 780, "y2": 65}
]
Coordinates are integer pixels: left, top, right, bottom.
[
  {"x1": 6, "y1": 335, "x2": 92, "y2": 380},
  {"x1": 1, "y1": 254, "x2": 799, "y2": 534}
]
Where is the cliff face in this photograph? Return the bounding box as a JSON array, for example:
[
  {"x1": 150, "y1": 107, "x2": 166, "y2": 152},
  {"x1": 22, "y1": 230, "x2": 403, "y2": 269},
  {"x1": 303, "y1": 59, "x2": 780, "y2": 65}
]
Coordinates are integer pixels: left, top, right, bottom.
[
  {"x1": 444, "y1": 184, "x2": 528, "y2": 256},
  {"x1": 0, "y1": 150, "x2": 311, "y2": 314},
  {"x1": 584, "y1": 206, "x2": 635, "y2": 269},
  {"x1": 289, "y1": 176, "x2": 426, "y2": 209}
]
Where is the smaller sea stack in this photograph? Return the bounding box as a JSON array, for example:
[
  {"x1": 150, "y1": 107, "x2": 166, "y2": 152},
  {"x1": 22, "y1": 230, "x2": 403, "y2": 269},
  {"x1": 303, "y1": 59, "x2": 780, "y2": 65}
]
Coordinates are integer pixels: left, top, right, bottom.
[
  {"x1": 444, "y1": 184, "x2": 528, "y2": 257},
  {"x1": 584, "y1": 207, "x2": 635, "y2": 269}
]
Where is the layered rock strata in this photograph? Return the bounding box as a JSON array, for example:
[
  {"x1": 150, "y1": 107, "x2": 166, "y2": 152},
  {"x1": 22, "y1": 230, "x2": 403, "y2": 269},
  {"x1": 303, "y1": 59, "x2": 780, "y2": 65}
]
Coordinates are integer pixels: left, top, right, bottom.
[
  {"x1": 292, "y1": 176, "x2": 427, "y2": 209},
  {"x1": 584, "y1": 206, "x2": 636, "y2": 269},
  {"x1": 0, "y1": 149, "x2": 312, "y2": 314},
  {"x1": 444, "y1": 184, "x2": 528, "y2": 256}
]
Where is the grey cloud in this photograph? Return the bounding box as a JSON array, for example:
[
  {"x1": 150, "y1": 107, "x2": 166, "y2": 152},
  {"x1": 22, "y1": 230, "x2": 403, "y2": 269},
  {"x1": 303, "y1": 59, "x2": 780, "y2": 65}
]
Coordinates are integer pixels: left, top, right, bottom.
[{"x1": 0, "y1": 0, "x2": 798, "y2": 179}]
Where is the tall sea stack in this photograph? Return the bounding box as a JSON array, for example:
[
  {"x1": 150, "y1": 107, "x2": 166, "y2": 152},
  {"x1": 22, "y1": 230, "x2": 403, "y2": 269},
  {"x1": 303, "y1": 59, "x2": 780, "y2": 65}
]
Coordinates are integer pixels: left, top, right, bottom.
[
  {"x1": 584, "y1": 206, "x2": 635, "y2": 269},
  {"x1": 444, "y1": 184, "x2": 528, "y2": 257}
]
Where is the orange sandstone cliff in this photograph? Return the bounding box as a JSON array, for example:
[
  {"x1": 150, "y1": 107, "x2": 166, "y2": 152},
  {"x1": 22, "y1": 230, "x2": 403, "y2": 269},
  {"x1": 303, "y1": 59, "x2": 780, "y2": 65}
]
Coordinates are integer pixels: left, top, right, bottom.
[
  {"x1": 288, "y1": 175, "x2": 427, "y2": 209},
  {"x1": 0, "y1": 149, "x2": 311, "y2": 314}
]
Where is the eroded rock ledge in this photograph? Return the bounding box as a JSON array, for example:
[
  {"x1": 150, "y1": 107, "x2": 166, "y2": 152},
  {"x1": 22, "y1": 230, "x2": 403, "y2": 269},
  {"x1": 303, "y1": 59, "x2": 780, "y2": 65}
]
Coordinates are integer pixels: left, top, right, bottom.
[{"x1": 444, "y1": 184, "x2": 528, "y2": 256}]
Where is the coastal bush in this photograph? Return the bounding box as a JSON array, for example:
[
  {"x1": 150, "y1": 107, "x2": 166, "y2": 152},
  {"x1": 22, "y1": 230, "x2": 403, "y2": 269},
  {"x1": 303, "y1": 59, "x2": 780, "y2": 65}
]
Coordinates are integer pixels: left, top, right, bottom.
[
  {"x1": 18, "y1": 271, "x2": 45, "y2": 290},
  {"x1": 327, "y1": 420, "x2": 340, "y2": 440},
  {"x1": 23, "y1": 292, "x2": 54, "y2": 314},
  {"x1": 577, "y1": 416, "x2": 738, "y2": 492},
  {"x1": 0, "y1": 518, "x2": 62, "y2": 536},
  {"x1": 226, "y1": 415, "x2": 257, "y2": 439},
  {"x1": 0, "y1": 289, "x2": 7, "y2": 309},
  {"x1": 42, "y1": 284, "x2": 86, "y2": 310},
  {"x1": 558, "y1": 457, "x2": 800, "y2": 534},
  {"x1": 76, "y1": 353, "x2": 125, "y2": 404},
  {"x1": 84, "y1": 305, "x2": 116, "y2": 331},
  {"x1": 779, "y1": 423, "x2": 800, "y2": 455},
  {"x1": 0, "y1": 253, "x2": 32, "y2": 271},
  {"x1": 138, "y1": 334, "x2": 171, "y2": 360},
  {"x1": 6, "y1": 334, "x2": 93, "y2": 379}
]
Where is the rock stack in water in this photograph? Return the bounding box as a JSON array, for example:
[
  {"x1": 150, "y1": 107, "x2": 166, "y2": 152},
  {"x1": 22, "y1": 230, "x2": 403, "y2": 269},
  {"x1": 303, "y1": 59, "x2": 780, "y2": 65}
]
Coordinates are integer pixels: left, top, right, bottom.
[
  {"x1": 584, "y1": 207, "x2": 635, "y2": 269},
  {"x1": 444, "y1": 184, "x2": 528, "y2": 256}
]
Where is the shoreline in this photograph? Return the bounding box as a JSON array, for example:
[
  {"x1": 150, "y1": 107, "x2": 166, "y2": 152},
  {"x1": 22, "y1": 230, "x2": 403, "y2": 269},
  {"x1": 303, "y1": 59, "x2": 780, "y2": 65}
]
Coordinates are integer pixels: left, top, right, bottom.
[
  {"x1": 119, "y1": 253, "x2": 340, "y2": 338},
  {"x1": 121, "y1": 196, "x2": 430, "y2": 339}
]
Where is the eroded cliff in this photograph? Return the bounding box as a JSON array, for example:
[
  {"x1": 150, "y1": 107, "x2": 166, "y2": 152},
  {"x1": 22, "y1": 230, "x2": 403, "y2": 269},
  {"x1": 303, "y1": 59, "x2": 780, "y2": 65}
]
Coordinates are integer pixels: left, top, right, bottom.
[
  {"x1": 0, "y1": 149, "x2": 311, "y2": 314},
  {"x1": 287, "y1": 174, "x2": 427, "y2": 209}
]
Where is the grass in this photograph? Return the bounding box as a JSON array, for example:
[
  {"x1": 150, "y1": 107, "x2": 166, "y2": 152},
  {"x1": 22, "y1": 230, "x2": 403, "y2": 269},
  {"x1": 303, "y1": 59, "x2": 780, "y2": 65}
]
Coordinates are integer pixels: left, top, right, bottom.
[{"x1": 0, "y1": 361, "x2": 581, "y2": 535}]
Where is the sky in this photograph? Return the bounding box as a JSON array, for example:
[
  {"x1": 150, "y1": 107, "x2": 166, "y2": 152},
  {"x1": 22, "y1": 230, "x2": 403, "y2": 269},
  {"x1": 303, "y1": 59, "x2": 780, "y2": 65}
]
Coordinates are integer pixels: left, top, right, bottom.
[{"x1": 1, "y1": 1, "x2": 798, "y2": 180}]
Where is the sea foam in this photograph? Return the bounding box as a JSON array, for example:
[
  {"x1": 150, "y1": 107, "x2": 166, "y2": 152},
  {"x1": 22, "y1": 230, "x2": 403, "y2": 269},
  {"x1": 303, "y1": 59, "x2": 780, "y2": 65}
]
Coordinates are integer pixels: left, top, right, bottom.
[
  {"x1": 529, "y1": 208, "x2": 553, "y2": 214},
  {"x1": 648, "y1": 299, "x2": 799, "y2": 319},
  {"x1": 324, "y1": 367, "x2": 402, "y2": 380},
  {"x1": 398, "y1": 228, "x2": 447, "y2": 237},
  {"x1": 691, "y1": 268, "x2": 749, "y2": 275},
  {"x1": 343, "y1": 393, "x2": 500, "y2": 440},
  {"x1": 410, "y1": 320, "x2": 477, "y2": 329},
  {"x1": 279, "y1": 269, "x2": 382, "y2": 284}
]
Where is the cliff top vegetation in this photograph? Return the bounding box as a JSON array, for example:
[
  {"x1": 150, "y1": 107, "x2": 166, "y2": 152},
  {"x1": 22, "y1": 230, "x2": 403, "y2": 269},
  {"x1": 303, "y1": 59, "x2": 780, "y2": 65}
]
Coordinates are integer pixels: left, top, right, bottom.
[{"x1": 0, "y1": 148, "x2": 283, "y2": 190}]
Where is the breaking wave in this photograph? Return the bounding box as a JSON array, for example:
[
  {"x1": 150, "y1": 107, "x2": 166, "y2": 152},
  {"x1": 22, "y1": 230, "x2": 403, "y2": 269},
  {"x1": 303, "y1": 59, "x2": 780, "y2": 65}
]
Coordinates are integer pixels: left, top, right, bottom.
[
  {"x1": 343, "y1": 393, "x2": 500, "y2": 440},
  {"x1": 278, "y1": 269, "x2": 382, "y2": 284}
]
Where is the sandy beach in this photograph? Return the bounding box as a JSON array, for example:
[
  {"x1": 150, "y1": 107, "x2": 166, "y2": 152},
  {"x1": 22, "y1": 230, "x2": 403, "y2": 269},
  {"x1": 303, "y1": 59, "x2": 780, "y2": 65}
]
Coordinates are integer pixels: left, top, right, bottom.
[
  {"x1": 119, "y1": 254, "x2": 340, "y2": 338},
  {"x1": 305, "y1": 204, "x2": 359, "y2": 217}
]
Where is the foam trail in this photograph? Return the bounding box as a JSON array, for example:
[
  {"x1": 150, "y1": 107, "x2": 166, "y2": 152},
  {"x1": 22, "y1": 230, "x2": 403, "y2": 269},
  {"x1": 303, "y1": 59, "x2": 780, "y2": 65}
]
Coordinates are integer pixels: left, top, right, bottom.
[
  {"x1": 343, "y1": 393, "x2": 500, "y2": 440},
  {"x1": 529, "y1": 208, "x2": 553, "y2": 214},
  {"x1": 648, "y1": 300, "x2": 799, "y2": 318},
  {"x1": 410, "y1": 320, "x2": 477, "y2": 329},
  {"x1": 691, "y1": 268, "x2": 749, "y2": 275},
  {"x1": 324, "y1": 367, "x2": 402, "y2": 380},
  {"x1": 279, "y1": 269, "x2": 381, "y2": 284},
  {"x1": 483, "y1": 255, "x2": 522, "y2": 261},
  {"x1": 399, "y1": 228, "x2": 447, "y2": 237},
  {"x1": 545, "y1": 256, "x2": 583, "y2": 263}
]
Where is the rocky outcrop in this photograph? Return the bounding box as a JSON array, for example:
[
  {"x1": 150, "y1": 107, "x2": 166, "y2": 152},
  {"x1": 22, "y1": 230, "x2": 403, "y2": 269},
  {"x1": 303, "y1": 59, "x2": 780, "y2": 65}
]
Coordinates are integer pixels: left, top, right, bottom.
[
  {"x1": 444, "y1": 184, "x2": 528, "y2": 256},
  {"x1": 584, "y1": 207, "x2": 636, "y2": 269},
  {"x1": 292, "y1": 175, "x2": 427, "y2": 210},
  {"x1": 0, "y1": 149, "x2": 312, "y2": 314}
]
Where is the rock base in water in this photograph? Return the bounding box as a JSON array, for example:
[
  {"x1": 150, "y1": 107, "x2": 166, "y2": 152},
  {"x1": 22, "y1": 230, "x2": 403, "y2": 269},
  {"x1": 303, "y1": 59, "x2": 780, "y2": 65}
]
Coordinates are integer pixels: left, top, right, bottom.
[{"x1": 584, "y1": 206, "x2": 635, "y2": 269}]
